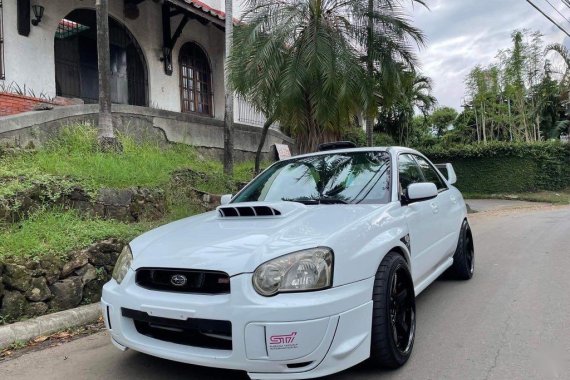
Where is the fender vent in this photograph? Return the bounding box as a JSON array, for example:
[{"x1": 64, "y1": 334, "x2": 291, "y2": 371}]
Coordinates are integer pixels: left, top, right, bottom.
[{"x1": 218, "y1": 206, "x2": 282, "y2": 217}]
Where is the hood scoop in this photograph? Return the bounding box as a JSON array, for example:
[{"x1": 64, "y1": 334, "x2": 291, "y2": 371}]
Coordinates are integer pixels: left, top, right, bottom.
[{"x1": 218, "y1": 205, "x2": 282, "y2": 218}]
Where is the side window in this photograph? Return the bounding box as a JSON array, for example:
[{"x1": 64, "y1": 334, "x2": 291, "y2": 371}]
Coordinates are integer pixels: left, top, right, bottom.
[
  {"x1": 414, "y1": 155, "x2": 447, "y2": 191},
  {"x1": 398, "y1": 154, "x2": 424, "y2": 197}
]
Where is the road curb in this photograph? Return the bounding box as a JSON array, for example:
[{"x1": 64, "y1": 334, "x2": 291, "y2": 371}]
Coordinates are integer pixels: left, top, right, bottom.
[{"x1": 0, "y1": 303, "x2": 101, "y2": 350}]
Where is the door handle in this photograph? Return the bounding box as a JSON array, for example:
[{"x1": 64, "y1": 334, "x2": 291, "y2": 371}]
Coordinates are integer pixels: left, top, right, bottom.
[
  {"x1": 430, "y1": 202, "x2": 439, "y2": 214},
  {"x1": 450, "y1": 195, "x2": 457, "y2": 204}
]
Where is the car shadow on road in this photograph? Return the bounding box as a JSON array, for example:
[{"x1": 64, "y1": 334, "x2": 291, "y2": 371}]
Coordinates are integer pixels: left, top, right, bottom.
[
  {"x1": 119, "y1": 351, "x2": 249, "y2": 379},
  {"x1": 122, "y1": 351, "x2": 396, "y2": 380}
]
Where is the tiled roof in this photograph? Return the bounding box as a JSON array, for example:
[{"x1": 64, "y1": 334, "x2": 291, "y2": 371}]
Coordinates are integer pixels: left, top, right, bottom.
[{"x1": 183, "y1": 0, "x2": 226, "y2": 20}]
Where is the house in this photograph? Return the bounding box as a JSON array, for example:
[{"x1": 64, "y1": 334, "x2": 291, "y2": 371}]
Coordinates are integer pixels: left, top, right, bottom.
[{"x1": 0, "y1": 0, "x2": 292, "y2": 159}]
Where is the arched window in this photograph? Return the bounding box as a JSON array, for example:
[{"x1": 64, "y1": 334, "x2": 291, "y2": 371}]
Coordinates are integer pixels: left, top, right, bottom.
[
  {"x1": 179, "y1": 43, "x2": 213, "y2": 116},
  {"x1": 54, "y1": 9, "x2": 148, "y2": 106}
]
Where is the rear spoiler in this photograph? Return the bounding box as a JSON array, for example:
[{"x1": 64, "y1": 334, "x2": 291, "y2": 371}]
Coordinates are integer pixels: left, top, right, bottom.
[{"x1": 435, "y1": 163, "x2": 457, "y2": 185}]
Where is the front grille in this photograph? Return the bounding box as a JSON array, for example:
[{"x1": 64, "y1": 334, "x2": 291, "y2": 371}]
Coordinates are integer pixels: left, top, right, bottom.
[
  {"x1": 135, "y1": 268, "x2": 230, "y2": 294},
  {"x1": 122, "y1": 308, "x2": 232, "y2": 350}
]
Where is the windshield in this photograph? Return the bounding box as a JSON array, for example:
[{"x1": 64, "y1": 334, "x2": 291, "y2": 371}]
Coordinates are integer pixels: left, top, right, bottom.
[{"x1": 233, "y1": 151, "x2": 391, "y2": 205}]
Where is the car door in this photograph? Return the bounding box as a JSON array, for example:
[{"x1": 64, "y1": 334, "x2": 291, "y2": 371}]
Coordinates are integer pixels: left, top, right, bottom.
[
  {"x1": 413, "y1": 155, "x2": 462, "y2": 263},
  {"x1": 398, "y1": 154, "x2": 442, "y2": 284}
]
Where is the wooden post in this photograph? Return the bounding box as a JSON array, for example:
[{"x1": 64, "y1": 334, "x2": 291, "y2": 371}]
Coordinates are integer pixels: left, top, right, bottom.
[
  {"x1": 161, "y1": 2, "x2": 173, "y2": 75},
  {"x1": 95, "y1": 0, "x2": 119, "y2": 150},
  {"x1": 223, "y1": 0, "x2": 234, "y2": 175}
]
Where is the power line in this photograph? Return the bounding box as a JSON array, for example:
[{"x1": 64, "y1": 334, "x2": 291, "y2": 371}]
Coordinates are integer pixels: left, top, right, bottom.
[
  {"x1": 544, "y1": 0, "x2": 570, "y2": 26},
  {"x1": 527, "y1": 0, "x2": 570, "y2": 38}
]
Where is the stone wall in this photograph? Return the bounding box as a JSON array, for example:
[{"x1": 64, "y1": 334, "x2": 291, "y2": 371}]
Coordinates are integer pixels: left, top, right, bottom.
[
  {"x1": 0, "y1": 105, "x2": 295, "y2": 161},
  {"x1": 0, "y1": 172, "x2": 223, "y2": 323},
  {"x1": 0, "y1": 239, "x2": 124, "y2": 322},
  {"x1": 0, "y1": 182, "x2": 166, "y2": 224}
]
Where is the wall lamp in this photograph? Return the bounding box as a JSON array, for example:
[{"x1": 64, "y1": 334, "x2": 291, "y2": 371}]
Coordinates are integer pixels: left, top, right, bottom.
[{"x1": 31, "y1": 4, "x2": 45, "y2": 26}]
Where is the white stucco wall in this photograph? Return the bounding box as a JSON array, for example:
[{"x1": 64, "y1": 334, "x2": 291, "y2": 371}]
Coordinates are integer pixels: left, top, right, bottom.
[{"x1": 1, "y1": 0, "x2": 226, "y2": 118}]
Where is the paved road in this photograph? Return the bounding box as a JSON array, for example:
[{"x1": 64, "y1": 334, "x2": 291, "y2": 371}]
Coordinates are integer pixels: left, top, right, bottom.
[{"x1": 2, "y1": 206, "x2": 570, "y2": 380}]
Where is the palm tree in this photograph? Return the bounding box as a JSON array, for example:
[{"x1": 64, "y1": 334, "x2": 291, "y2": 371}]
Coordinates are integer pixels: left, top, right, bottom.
[
  {"x1": 545, "y1": 44, "x2": 570, "y2": 137},
  {"x1": 95, "y1": 0, "x2": 120, "y2": 151},
  {"x1": 376, "y1": 69, "x2": 436, "y2": 145},
  {"x1": 229, "y1": 29, "x2": 282, "y2": 173},
  {"x1": 231, "y1": 0, "x2": 425, "y2": 154},
  {"x1": 546, "y1": 43, "x2": 570, "y2": 83},
  {"x1": 361, "y1": 0, "x2": 428, "y2": 146}
]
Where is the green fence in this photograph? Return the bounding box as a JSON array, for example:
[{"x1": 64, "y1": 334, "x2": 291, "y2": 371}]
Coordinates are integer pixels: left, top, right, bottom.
[{"x1": 422, "y1": 142, "x2": 570, "y2": 193}]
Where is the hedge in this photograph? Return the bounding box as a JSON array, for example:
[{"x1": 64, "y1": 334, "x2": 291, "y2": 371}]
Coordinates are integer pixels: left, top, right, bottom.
[{"x1": 421, "y1": 142, "x2": 570, "y2": 193}]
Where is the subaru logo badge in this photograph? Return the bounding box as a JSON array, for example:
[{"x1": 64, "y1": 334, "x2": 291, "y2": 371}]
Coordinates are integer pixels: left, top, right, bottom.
[{"x1": 170, "y1": 274, "x2": 187, "y2": 287}]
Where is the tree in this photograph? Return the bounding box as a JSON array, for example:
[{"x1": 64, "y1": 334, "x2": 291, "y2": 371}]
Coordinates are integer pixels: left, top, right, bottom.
[
  {"x1": 463, "y1": 29, "x2": 568, "y2": 143},
  {"x1": 363, "y1": 0, "x2": 428, "y2": 146},
  {"x1": 95, "y1": 0, "x2": 120, "y2": 151},
  {"x1": 375, "y1": 70, "x2": 437, "y2": 145},
  {"x1": 231, "y1": 0, "x2": 426, "y2": 154},
  {"x1": 229, "y1": 9, "x2": 283, "y2": 173},
  {"x1": 223, "y1": 0, "x2": 234, "y2": 176},
  {"x1": 430, "y1": 107, "x2": 458, "y2": 137}
]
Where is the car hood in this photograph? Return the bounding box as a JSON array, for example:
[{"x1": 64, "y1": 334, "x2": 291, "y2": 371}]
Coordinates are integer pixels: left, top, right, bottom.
[{"x1": 130, "y1": 201, "x2": 390, "y2": 276}]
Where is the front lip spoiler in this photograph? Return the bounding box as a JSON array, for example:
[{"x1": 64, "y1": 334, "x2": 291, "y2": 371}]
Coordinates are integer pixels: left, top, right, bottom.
[{"x1": 111, "y1": 337, "x2": 128, "y2": 352}]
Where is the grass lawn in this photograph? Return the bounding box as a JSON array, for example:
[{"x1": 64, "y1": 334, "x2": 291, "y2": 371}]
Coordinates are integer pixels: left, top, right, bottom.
[
  {"x1": 464, "y1": 189, "x2": 570, "y2": 205},
  {"x1": 0, "y1": 209, "x2": 153, "y2": 260},
  {"x1": 0, "y1": 126, "x2": 256, "y2": 197},
  {"x1": 0, "y1": 125, "x2": 265, "y2": 260}
]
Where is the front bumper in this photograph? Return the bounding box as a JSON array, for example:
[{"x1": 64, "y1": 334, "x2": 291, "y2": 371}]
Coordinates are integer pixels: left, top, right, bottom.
[{"x1": 101, "y1": 270, "x2": 374, "y2": 379}]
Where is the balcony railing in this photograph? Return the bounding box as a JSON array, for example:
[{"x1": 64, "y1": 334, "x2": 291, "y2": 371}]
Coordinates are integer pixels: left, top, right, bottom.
[{"x1": 234, "y1": 96, "x2": 269, "y2": 128}]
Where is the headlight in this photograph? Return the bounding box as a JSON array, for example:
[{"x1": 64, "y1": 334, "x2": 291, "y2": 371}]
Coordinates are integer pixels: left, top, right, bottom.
[
  {"x1": 252, "y1": 247, "x2": 333, "y2": 296},
  {"x1": 112, "y1": 245, "x2": 133, "y2": 284}
]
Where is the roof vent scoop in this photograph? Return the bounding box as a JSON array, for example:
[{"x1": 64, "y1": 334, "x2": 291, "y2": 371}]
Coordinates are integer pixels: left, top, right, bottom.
[{"x1": 218, "y1": 206, "x2": 282, "y2": 218}]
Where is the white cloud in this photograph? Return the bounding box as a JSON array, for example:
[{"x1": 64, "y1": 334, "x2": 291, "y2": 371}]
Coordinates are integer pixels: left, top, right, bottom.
[{"x1": 409, "y1": 0, "x2": 569, "y2": 110}]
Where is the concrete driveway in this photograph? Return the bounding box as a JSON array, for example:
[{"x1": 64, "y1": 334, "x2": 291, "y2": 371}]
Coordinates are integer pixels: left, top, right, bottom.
[{"x1": 1, "y1": 205, "x2": 569, "y2": 380}]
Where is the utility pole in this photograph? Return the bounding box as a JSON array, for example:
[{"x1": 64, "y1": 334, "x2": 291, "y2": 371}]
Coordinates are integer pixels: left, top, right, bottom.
[
  {"x1": 223, "y1": 0, "x2": 234, "y2": 175},
  {"x1": 365, "y1": 0, "x2": 374, "y2": 147}
]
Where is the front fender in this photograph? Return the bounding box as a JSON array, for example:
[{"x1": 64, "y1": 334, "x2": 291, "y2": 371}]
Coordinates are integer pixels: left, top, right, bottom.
[{"x1": 326, "y1": 203, "x2": 411, "y2": 287}]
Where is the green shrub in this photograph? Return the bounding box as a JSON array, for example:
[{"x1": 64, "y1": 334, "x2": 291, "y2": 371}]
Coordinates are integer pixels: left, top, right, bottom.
[
  {"x1": 341, "y1": 126, "x2": 367, "y2": 146},
  {"x1": 374, "y1": 133, "x2": 395, "y2": 146},
  {"x1": 340, "y1": 127, "x2": 395, "y2": 147},
  {"x1": 422, "y1": 141, "x2": 570, "y2": 193}
]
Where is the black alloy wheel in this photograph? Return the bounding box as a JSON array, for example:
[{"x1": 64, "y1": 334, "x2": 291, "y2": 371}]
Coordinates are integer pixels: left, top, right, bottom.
[
  {"x1": 370, "y1": 252, "x2": 416, "y2": 369},
  {"x1": 389, "y1": 266, "x2": 416, "y2": 355}
]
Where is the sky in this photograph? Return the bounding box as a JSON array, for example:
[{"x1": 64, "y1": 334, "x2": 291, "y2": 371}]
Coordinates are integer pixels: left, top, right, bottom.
[{"x1": 408, "y1": 0, "x2": 570, "y2": 111}]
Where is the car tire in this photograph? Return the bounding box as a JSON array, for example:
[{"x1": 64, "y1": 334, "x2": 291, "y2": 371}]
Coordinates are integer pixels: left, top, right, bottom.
[
  {"x1": 369, "y1": 252, "x2": 416, "y2": 369},
  {"x1": 446, "y1": 219, "x2": 475, "y2": 280}
]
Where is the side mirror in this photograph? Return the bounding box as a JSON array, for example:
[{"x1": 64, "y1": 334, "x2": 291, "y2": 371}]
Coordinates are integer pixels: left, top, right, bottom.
[
  {"x1": 406, "y1": 182, "x2": 438, "y2": 203},
  {"x1": 220, "y1": 194, "x2": 233, "y2": 205},
  {"x1": 435, "y1": 163, "x2": 457, "y2": 185}
]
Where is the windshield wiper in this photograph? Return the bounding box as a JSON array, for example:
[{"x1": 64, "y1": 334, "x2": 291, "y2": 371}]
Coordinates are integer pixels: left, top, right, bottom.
[{"x1": 285, "y1": 198, "x2": 348, "y2": 205}]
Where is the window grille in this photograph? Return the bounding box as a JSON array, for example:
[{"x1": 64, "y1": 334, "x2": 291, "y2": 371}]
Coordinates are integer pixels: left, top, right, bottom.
[{"x1": 179, "y1": 43, "x2": 213, "y2": 116}]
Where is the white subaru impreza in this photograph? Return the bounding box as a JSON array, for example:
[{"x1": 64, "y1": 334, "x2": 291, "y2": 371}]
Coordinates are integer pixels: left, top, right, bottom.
[{"x1": 102, "y1": 146, "x2": 475, "y2": 379}]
